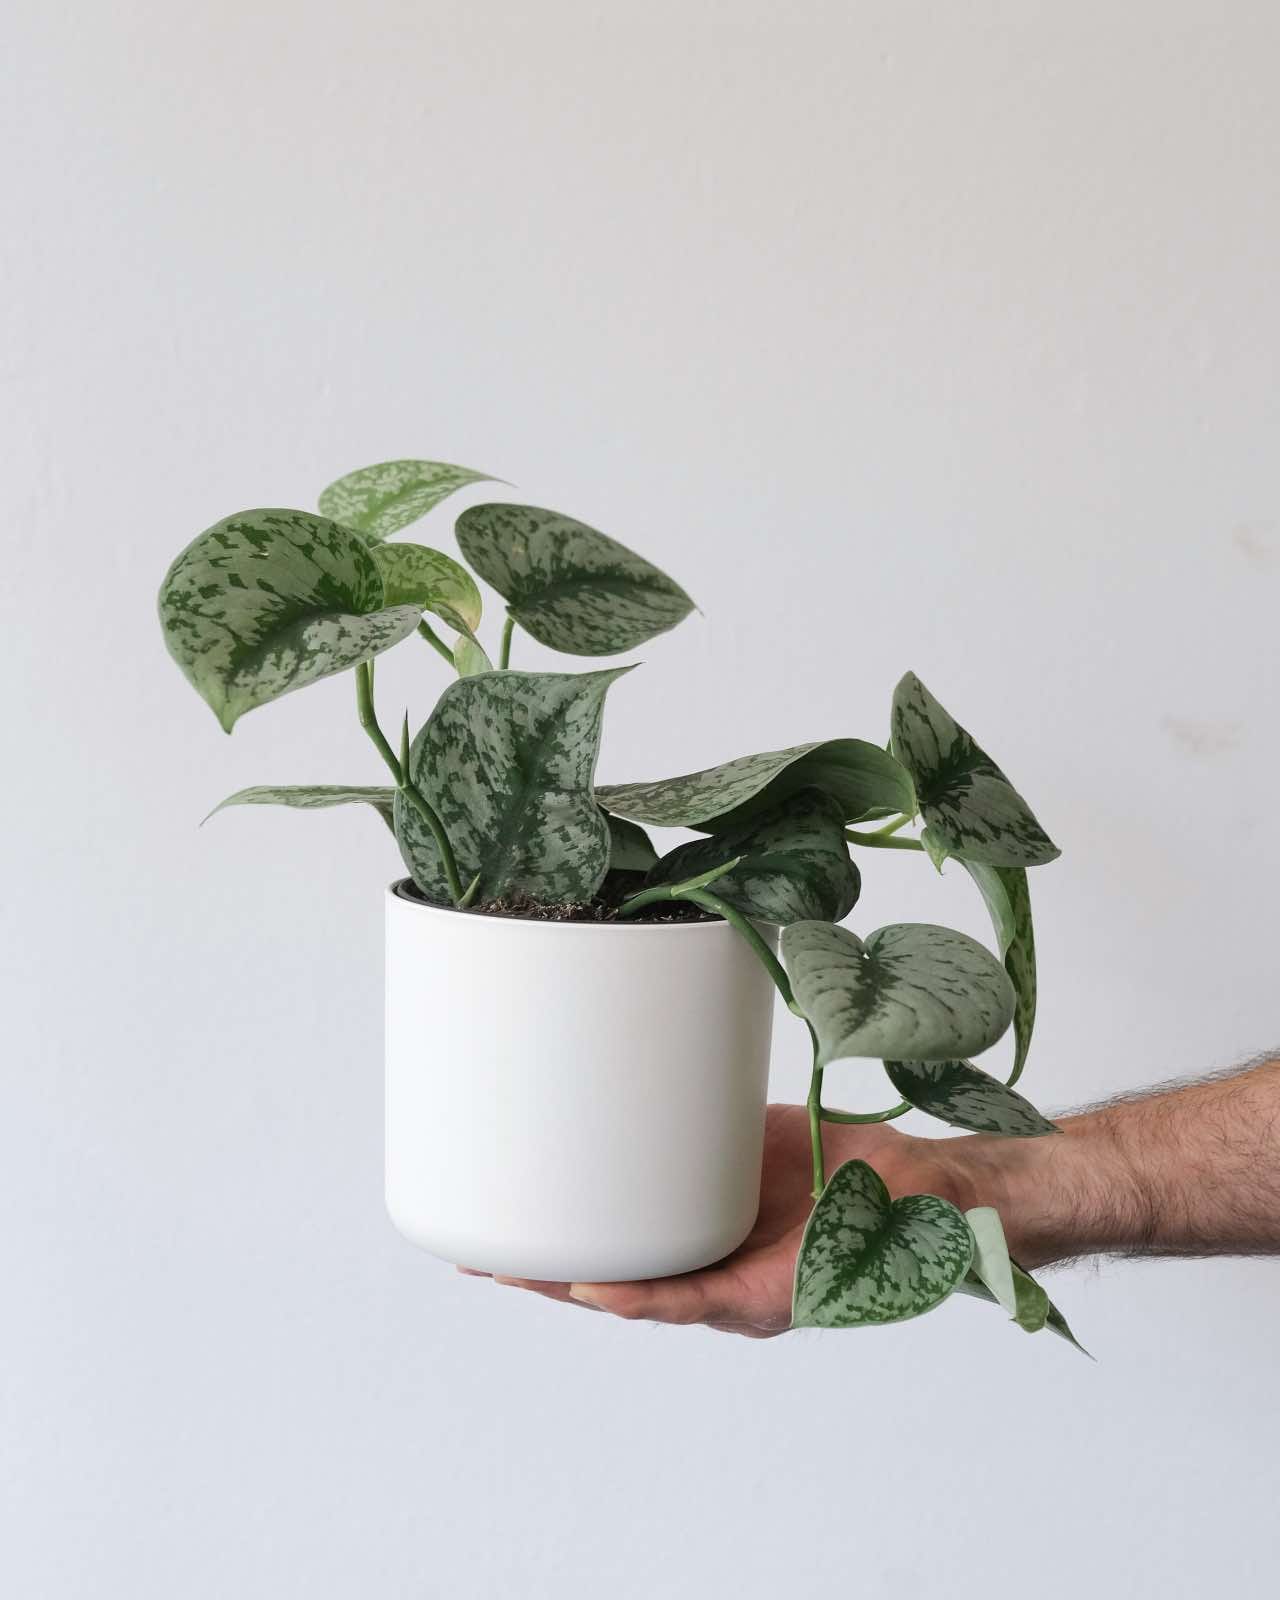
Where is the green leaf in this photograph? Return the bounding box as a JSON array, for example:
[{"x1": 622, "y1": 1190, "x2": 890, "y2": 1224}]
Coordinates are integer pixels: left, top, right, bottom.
[
  {"x1": 782, "y1": 921, "x2": 1016, "y2": 1066},
  {"x1": 958, "y1": 1208, "x2": 1090, "y2": 1355},
  {"x1": 644, "y1": 790, "x2": 859, "y2": 925},
  {"x1": 318, "y1": 459, "x2": 496, "y2": 541},
  {"x1": 455, "y1": 503, "x2": 695, "y2": 656},
  {"x1": 453, "y1": 634, "x2": 493, "y2": 677},
  {"x1": 368, "y1": 543, "x2": 483, "y2": 632},
  {"x1": 883, "y1": 1058, "x2": 1057, "y2": 1136},
  {"x1": 205, "y1": 784, "x2": 396, "y2": 833},
  {"x1": 962, "y1": 862, "x2": 1037, "y2": 1084},
  {"x1": 890, "y1": 672, "x2": 1060, "y2": 868},
  {"x1": 605, "y1": 812, "x2": 658, "y2": 873},
  {"x1": 792, "y1": 1160, "x2": 974, "y2": 1329},
  {"x1": 157, "y1": 509, "x2": 423, "y2": 732},
  {"x1": 598, "y1": 739, "x2": 914, "y2": 832},
  {"x1": 964, "y1": 1207, "x2": 1018, "y2": 1316},
  {"x1": 395, "y1": 668, "x2": 631, "y2": 904}
]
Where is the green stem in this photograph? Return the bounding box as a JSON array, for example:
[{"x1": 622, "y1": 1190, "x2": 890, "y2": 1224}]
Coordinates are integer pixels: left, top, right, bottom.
[
  {"x1": 806, "y1": 1038, "x2": 825, "y2": 1199},
  {"x1": 356, "y1": 661, "x2": 402, "y2": 783},
  {"x1": 868, "y1": 813, "x2": 912, "y2": 837},
  {"x1": 844, "y1": 828, "x2": 925, "y2": 852},
  {"x1": 821, "y1": 1100, "x2": 913, "y2": 1125},
  {"x1": 355, "y1": 662, "x2": 466, "y2": 906},
  {"x1": 680, "y1": 889, "x2": 795, "y2": 1005},
  {"x1": 499, "y1": 615, "x2": 515, "y2": 670},
  {"x1": 417, "y1": 618, "x2": 456, "y2": 667}
]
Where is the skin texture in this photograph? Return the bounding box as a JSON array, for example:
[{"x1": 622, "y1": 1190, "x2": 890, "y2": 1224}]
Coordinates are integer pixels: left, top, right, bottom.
[{"x1": 462, "y1": 1057, "x2": 1280, "y2": 1338}]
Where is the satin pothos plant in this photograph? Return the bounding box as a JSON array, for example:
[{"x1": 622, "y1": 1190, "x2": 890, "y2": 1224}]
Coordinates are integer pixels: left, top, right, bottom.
[{"x1": 158, "y1": 456, "x2": 1081, "y2": 1350}]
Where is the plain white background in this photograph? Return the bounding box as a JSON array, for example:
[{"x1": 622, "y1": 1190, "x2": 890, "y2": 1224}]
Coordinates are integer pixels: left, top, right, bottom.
[{"x1": 5, "y1": 3, "x2": 1279, "y2": 1595}]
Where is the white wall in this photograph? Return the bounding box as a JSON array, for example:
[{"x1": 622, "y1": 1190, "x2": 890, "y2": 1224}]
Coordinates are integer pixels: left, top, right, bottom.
[{"x1": 5, "y1": 4, "x2": 1280, "y2": 1595}]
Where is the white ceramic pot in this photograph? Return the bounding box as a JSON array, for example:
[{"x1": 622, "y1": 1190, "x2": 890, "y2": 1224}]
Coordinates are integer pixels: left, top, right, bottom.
[{"x1": 385, "y1": 881, "x2": 778, "y2": 1282}]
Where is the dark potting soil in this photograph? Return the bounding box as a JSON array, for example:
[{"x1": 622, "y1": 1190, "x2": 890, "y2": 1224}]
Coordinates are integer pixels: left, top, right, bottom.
[{"x1": 395, "y1": 875, "x2": 716, "y2": 925}]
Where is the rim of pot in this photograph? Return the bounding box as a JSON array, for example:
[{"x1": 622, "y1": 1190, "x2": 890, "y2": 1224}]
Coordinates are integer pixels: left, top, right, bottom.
[{"x1": 387, "y1": 878, "x2": 777, "y2": 932}]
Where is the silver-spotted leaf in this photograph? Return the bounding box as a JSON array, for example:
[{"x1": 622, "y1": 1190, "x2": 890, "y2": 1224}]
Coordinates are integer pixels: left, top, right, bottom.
[
  {"x1": 318, "y1": 459, "x2": 496, "y2": 541},
  {"x1": 598, "y1": 739, "x2": 914, "y2": 833},
  {"x1": 792, "y1": 1160, "x2": 974, "y2": 1329},
  {"x1": 782, "y1": 921, "x2": 1015, "y2": 1065},
  {"x1": 605, "y1": 812, "x2": 658, "y2": 873},
  {"x1": 958, "y1": 1208, "x2": 1089, "y2": 1354},
  {"x1": 962, "y1": 861, "x2": 1037, "y2": 1085},
  {"x1": 884, "y1": 1058, "x2": 1057, "y2": 1136},
  {"x1": 645, "y1": 790, "x2": 859, "y2": 925},
  {"x1": 157, "y1": 509, "x2": 422, "y2": 732},
  {"x1": 206, "y1": 784, "x2": 396, "y2": 833},
  {"x1": 395, "y1": 669, "x2": 630, "y2": 904},
  {"x1": 891, "y1": 672, "x2": 1059, "y2": 868},
  {"x1": 455, "y1": 503, "x2": 694, "y2": 656},
  {"x1": 369, "y1": 543, "x2": 483, "y2": 632}
]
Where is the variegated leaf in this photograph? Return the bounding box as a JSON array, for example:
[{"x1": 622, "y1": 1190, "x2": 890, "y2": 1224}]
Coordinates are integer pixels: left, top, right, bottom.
[
  {"x1": 455, "y1": 503, "x2": 694, "y2": 656},
  {"x1": 782, "y1": 921, "x2": 1015, "y2": 1066},
  {"x1": 318, "y1": 459, "x2": 496, "y2": 541},
  {"x1": 605, "y1": 812, "x2": 658, "y2": 873},
  {"x1": 644, "y1": 790, "x2": 859, "y2": 925},
  {"x1": 453, "y1": 634, "x2": 494, "y2": 676},
  {"x1": 792, "y1": 1160, "x2": 973, "y2": 1329},
  {"x1": 157, "y1": 509, "x2": 422, "y2": 732},
  {"x1": 883, "y1": 1058, "x2": 1057, "y2": 1136},
  {"x1": 598, "y1": 739, "x2": 914, "y2": 833},
  {"x1": 395, "y1": 669, "x2": 630, "y2": 904},
  {"x1": 205, "y1": 784, "x2": 396, "y2": 833},
  {"x1": 963, "y1": 861, "x2": 1037, "y2": 1084},
  {"x1": 890, "y1": 672, "x2": 1059, "y2": 868},
  {"x1": 369, "y1": 542, "x2": 483, "y2": 632},
  {"x1": 958, "y1": 1208, "x2": 1089, "y2": 1354}
]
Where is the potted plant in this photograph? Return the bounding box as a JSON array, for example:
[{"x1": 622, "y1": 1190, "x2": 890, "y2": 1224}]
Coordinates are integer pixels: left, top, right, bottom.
[{"x1": 158, "y1": 457, "x2": 1082, "y2": 1348}]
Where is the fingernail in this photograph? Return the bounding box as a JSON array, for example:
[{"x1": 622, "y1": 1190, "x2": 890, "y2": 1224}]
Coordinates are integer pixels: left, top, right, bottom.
[{"x1": 568, "y1": 1285, "x2": 604, "y2": 1307}]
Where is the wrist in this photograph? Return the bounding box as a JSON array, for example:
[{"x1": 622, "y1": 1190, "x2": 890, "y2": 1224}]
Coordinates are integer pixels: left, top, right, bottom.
[{"x1": 932, "y1": 1119, "x2": 1140, "y2": 1270}]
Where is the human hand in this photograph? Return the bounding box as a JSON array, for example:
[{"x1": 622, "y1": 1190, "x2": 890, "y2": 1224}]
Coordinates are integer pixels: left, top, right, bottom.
[{"x1": 458, "y1": 1103, "x2": 982, "y2": 1338}]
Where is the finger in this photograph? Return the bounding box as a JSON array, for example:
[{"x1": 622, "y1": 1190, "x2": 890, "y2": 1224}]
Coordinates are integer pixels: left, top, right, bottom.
[
  {"x1": 568, "y1": 1266, "x2": 741, "y2": 1326},
  {"x1": 456, "y1": 1266, "x2": 491, "y2": 1278},
  {"x1": 493, "y1": 1276, "x2": 604, "y2": 1311},
  {"x1": 706, "y1": 1322, "x2": 782, "y2": 1340}
]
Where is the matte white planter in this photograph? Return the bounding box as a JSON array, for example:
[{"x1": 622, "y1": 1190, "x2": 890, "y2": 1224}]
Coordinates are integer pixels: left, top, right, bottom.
[{"x1": 385, "y1": 881, "x2": 778, "y2": 1282}]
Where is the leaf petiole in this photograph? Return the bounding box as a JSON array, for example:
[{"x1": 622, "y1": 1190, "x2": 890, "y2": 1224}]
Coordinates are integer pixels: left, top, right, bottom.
[
  {"x1": 355, "y1": 661, "x2": 467, "y2": 906},
  {"x1": 417, "y1": 618, "x2": 457, "y2": 667}
]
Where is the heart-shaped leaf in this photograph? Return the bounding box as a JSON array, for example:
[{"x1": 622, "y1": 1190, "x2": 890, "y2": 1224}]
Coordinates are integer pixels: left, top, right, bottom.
[
  {"x1": 792, "y1": 1160, "x2": 974, "y2": 1329},
  {"x1": 369, "y1": 543, "x2": 483, "y2": 632},
  {"x1": 158, "y1": 509, "x2": 423, "y2": 732},
  {"x1": 644, "y1": 790, "x2": 859, "y2": 925},
  {"x1": 318, "y1": 459, "x2": 496, "y2": 541},
  {"x1": 958, "y1": 1208, "x2": 1089, "y2": 1354},
  {"x1": 455, "y1": 503, "x2": 694, "y2": 656},
  {"x1": 598, "y1": 739, "x2": 914, "y2": 833},
  {"x1": 605, "y1": 812, "x2": 658, "y2": 873},
  {"x1": 395, "y1": 668, "x2": 630, "y2": 904},
  {"x1": 782, "y1": 921, "x2": 1015, "y2": 1065},
  {"x1": 962, "y1": 861, "x2": 1037, "y2": 1084},
  {"x1": 883, "y1": 1058, "x2": 1057, "y2": 1136},
  {"x1": 205, "y1": 784, "x2": 396, "y2": 833},
  {"x1": 891, "y1": 672, "x2": 1059, "y2": 868}
]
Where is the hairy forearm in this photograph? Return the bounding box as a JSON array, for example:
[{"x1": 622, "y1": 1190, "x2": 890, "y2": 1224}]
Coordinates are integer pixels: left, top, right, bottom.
[{"x1": 940, "y1": 1056, "x2": 1280, "y2": 1269}]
